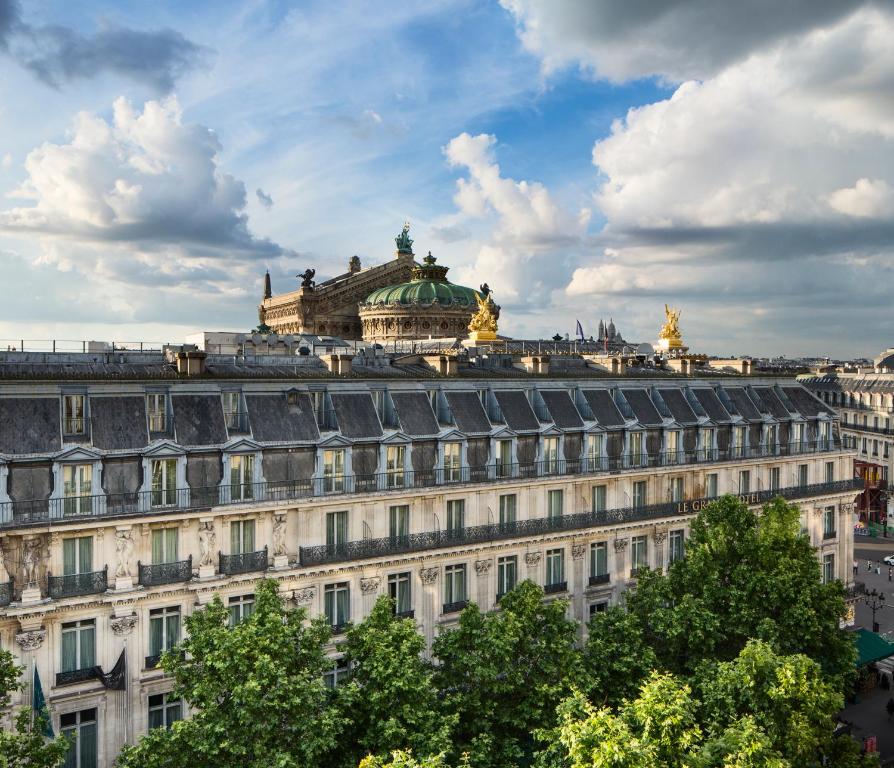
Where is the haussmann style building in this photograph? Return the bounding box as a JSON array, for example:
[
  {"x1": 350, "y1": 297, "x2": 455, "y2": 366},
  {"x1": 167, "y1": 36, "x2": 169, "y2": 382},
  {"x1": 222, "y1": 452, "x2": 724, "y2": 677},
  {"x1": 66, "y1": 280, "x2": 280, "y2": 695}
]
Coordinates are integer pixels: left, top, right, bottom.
[{"x1": 0, "y1": 226, "x2": 861, "y2": 768}]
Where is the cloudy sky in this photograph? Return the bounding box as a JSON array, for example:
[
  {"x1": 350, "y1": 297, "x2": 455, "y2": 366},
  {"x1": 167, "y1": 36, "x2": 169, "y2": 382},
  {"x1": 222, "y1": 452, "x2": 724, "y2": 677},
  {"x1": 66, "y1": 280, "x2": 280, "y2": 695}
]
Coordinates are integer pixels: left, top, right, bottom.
[{"x1": 0, "y1": 0, "x2": 892, "y2": 357}]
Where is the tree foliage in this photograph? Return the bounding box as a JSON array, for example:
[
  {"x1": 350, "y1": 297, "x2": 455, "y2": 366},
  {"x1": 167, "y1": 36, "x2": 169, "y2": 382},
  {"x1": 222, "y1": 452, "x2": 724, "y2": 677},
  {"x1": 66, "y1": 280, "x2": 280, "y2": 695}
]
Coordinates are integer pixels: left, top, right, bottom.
[
  {"x1": 433, "y1": 580, "x2": 580, "y2": 767},
  {"x1": 117, "y1": 579, "x2": 342, "y2": 768},
  {"x1": 332, "y1": 596, "x2": 454, "y2": 767},
  {"x1": 626, "y1": 497, "x2": 855, "y2": 683},
  {"x1": 0, "y1": 649, "x2": 69, "y2": 768}
]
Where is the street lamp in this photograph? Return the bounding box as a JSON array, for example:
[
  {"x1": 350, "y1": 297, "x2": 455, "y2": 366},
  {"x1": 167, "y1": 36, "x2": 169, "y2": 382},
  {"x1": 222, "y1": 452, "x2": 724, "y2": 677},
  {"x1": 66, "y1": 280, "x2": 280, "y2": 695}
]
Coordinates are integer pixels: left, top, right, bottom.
[{"x1": 863, "y1": 587, "x2": 886, "y2": 633}]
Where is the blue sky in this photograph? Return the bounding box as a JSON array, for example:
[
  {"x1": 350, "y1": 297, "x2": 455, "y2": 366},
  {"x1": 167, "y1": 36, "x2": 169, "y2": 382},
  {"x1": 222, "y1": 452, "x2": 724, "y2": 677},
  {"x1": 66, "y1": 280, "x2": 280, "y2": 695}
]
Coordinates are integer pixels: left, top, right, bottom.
[{"x1": 0, "y1": 0, "x2": 892, "y2": 356}]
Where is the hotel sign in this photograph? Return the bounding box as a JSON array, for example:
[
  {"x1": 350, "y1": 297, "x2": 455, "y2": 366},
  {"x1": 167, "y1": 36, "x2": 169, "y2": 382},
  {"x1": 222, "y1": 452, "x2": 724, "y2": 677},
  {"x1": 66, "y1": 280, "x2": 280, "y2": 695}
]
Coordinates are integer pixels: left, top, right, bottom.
[{"x1": 676, "y1": 493, "x2": 761, "y2": 514}]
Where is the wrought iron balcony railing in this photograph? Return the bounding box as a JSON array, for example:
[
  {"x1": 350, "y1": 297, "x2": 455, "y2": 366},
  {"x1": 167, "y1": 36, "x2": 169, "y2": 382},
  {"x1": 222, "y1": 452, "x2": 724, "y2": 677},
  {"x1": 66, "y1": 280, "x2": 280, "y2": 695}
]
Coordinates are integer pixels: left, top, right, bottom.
[
  {"x1": 219, "y1": 546, "x2": 268, "y2": 576},
  {"x1": 442, "y1": 600, "x2": 468, "y2": 614},
  {"x1": 47, "y1": 567, "x2": 107, "y2": 599},
  {"x1": 145, "y1": 654, "x2": 162, "y2": 670},
  {"x1": 0, "y1": 440, "x2": 844, "y2": 530},
  {"x1": 545, "y1": 581, "x2": 567, "y2": 594},
  {"x1": 56, "y1": 667, "x2": 97, "y2": 686},
  {"x1": 299, "y1": 478, "x2": 863, "y2": 567},
  {"x1": 0, "y1": 578, "x2": 13, "y2": 607},
  {"x1": 588, "y1": 573, "x2": 610, "y2": 586},
  {"x1": 395, "y1": 609, "x2": 415, "y2": 620},
  {"x1": 138, "y1": 556, "x2": 193, "y2": 587}
]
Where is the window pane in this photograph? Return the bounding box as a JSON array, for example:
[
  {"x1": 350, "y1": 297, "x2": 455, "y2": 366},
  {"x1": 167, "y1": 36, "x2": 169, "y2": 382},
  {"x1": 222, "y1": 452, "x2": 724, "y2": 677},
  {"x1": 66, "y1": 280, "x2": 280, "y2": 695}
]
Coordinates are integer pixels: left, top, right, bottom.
[
  {"x1": 80, "y1": 625, "x2": 95, "y2": 668},
  {"x1": 61, "y1": 630, "x2": 77, "y2": 672},
  {"x1": 79, "y1": 537, "x2": 92, "y2": 574}
]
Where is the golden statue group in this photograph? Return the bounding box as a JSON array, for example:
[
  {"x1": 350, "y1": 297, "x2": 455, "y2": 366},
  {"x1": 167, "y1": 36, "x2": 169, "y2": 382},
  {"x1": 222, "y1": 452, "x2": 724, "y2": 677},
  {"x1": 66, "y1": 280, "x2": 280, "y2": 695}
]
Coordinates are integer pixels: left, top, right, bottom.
[
  {"x1": 657, "y1": 304, "x2": 684, "y2": 350},
  {"x1": 467, "y1": 283, "x2": 499, "y2": 341}
]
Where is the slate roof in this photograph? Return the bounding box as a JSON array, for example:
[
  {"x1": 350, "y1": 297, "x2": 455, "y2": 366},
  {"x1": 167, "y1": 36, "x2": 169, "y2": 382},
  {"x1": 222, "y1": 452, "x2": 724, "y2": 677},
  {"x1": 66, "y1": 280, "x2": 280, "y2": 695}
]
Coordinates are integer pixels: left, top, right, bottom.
[
  {"x1": 692, "y1": 389, "x2": 732, "y2": 423},
  {"x1": 658, "y1": 389, "x2": 698, "y2": 425},
  {"x1": 330, "y1": 393, "x2": 383, "y2": 439},
  {"x1": 90, "y1": 396, "x2": 148, "y2": 450},
  {"x1": 724, "y1": 387, "x2": 763, "y2": 422},
  {"x1": 172, "y1": 395, "x2": 228, "y2": 446},
  {"x1": 621, "y1": 389, "x2": 663, "y2": 426},
  {"x1": 245, "y1": 394, "x2": 320, "y2": 442},
  {"x1": 444, "y1": 391, "x2": 492, "y2": 434},
  {"x1": 391, "y1": 392, "x2": 440, "y2": 436},
  {"x1": 494, "y1": 391, "x2": 541, "y2": 432},
  {"x1": 0, "y1": 398, "x2": 61, "y2": 455},
  {"x1": 782, "y1": 386, "x2": 829, "y2": 418},
  {"x1": 539, "y1": 390, "x2": 585, "y2": 429},
  {"x1": 581, "y1": 389, "x2": 625, "y2": 427},
  {"x1": 752, "y1": 387, "x2": 791, "y2": 419}
]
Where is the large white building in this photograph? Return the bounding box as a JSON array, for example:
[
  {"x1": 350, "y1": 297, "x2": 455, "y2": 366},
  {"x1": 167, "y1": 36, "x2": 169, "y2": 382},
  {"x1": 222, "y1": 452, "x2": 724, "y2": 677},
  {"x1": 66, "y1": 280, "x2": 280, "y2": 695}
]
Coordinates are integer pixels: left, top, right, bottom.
[{"x1": 0, "y1": 345, "x2": 859, "y2": 767}]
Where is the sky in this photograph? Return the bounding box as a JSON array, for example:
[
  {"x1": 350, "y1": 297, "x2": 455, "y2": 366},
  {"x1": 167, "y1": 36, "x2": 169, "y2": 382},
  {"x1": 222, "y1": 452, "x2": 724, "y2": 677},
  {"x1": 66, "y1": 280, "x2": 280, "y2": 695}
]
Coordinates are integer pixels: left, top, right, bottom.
[{"x1": 0, "y1": 0, "x2": 893, "y2": 358}]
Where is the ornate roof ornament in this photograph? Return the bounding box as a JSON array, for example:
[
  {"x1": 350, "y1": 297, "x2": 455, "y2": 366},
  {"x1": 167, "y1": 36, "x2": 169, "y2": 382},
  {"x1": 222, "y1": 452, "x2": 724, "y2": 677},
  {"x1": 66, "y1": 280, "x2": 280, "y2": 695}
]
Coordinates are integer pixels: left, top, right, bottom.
[
  {"x1": 658, "y1": 304, "x2": 684, "y2": 349},
  {"x1": 468, "y1": 288, "x2": 499, "y2": 341},
  {"x1": 395, "y1": 222, "x2": 414, "y2": 255}
]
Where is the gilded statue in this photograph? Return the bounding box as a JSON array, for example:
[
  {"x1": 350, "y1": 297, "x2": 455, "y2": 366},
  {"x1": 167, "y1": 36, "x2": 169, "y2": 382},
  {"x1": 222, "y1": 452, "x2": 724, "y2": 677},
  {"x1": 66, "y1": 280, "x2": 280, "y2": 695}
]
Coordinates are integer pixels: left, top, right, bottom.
[
  {"x1": 658, "y1": 304, "x2": 683, "y2": 344},
  {"x1": 468, "y1": 289, "x2": 499, "y2": 341}
]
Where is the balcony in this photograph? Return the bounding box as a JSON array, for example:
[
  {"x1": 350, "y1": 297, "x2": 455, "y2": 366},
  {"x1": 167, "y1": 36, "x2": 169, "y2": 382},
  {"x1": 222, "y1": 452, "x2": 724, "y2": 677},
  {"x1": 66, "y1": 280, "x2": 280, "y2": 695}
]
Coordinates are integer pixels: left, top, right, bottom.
[
  {"x1": 545, "y1": 581, "x2": 567, "y2": 594},
  {"x1": 394, "y1": 609, "x2": 415, "y2": 620},
  {"x1": 48, "y1": 567, "x2": 107, "y2": 599},
  {"x1": 329, "y1": 622, "x2": 349, "y2": 636},
  {"x1": 588, "y1": 573, "x2": 610, "y2": 586},
  {"x1": 299, "y1": 478, "x2": 864, "y2": 567},
  {"x1": 56, "y1": 667, "x2": 97, "y2": 687},
  {"x1": 0, "y1": 440, "x2": 846, "y2": 530},
  {"x1": 138, "y1": 557, "x2": 193, "y2": 587},
  {"x1": 823, "y1": 530, "x2": 837, "y2": 540},
  {"x1": 219, "y1": 546, "x2": 268, "y2": 576},
  {"x1": 442, "y1": 600, "x2": 468, "y2": 614},
  {"x1": 0, "y1": 578, "x2": 13, "y2": 607},
  {"x1": 145, "y1": 654, "x2": 162, "y2": 670}
]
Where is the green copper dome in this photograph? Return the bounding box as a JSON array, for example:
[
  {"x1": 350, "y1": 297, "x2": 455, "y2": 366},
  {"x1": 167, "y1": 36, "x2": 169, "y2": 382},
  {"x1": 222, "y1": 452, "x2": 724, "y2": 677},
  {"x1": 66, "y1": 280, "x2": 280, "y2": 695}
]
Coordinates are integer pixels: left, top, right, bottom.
[{"x1": 363, "y1": 252, "x2": 480, "y2": 308}]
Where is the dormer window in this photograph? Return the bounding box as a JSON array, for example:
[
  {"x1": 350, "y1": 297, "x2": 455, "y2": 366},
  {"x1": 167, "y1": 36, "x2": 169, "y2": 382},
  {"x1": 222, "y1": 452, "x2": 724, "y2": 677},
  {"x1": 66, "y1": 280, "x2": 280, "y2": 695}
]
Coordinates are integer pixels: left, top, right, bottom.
[
  {"x1": 542, "y1": 436, "x2": 560, "y2": 473},
  {"x1": 147, "y1": 394, "x2": 167, "y2": 433},
  {"x1": 287, "y1": 390, "x2": 300, "y2": 408},
  {"x1": 665, "y1": 431, "x2": 680, "y2": 464},
  {"x1": 629, "y1": 432, "x2": 645, "y2": 467},
  {"x1": 385, "y1": 445, "x2": 405, "y2": 489},
  {"x1": 229, "y1": 455, "x2": 254, "y2": 501},
  {"x1": 323, "y1": 449, "x2": 346, "y2": 493},
  {"x1": 222, "y1": 392, "x2": 244, "y2": 432},
  {"x1": 62, "y1": 464, "x2": 92, "y2": 515},
  {"x1": 371, "y1": 390, "x2": 385, "y2": 422},
  {"x1": 63, "y1": 395, "x2": 85, "y2": 435},
  {"x1": 442, "y1": 442, "x2": 461, "y2": 483},
  {"x1": 698, "y1": 427, "x2": 715, "y2": 461},
  {"x1": 586, "y1": 434, "x2": 604, "y2": 472}
]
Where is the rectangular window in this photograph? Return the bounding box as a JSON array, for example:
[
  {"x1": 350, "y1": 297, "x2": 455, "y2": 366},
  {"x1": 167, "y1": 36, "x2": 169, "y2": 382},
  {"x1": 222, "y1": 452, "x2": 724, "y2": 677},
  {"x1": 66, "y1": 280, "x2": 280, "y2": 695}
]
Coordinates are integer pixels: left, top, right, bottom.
[
  {"x1": 148, "y1": 606, "x2": 181, "y2": 662},
  {"x1": 547, "y1": 489, "x2": 563, "y2": 519},
  {"x1": 496, "y1": 439, "x2": 513, "y2": 477},
  {"x1": 389, "y1": 505, "x2": 409, "y2": 542},
  {"x1": 631, "y1": 535, "x2": 648, "y2": 574},
  {"x1": 822, "y1": 553, "x2": 835, "y2": 584},
  {"x1": 669, "y1": 530, "x2": 685, "y2": 563},
  {"x1": 228, "y1": 594, "x2": 255, "y2": 627},
  {"x1": 63, "y1": 537, "x2": 93, "y2": 576},
  {"x1": 589, "y1": 601, "x2": 608, "y2": 617},
  {"x1": 497, "y1": 555, "x2": 517, "y2": 597},
  {"x1": 388, "y1": 572, "x2": 412, "y2": 615},
  {"x1": 732, "y1": 426, "x2": 747, "y2": 456},
  {"x1": 444, "y1": 564, "x2": 467, "y2": 608},
  {"x1": 323, "y1": 658, "x2": 351, "y2": 689},
  {"x1": 222, "y1": 391, "x2": 242, "y2": 430},
  {"x1": 446, "y1": 499, "x2": 465, "y2": 533},
  {"x1": 798, "y1": 464, "x2": 809, "y2": 487},
  {"x1": 386, "y1": 445, "x2": 405, "y2": 488},
  {"x1": 823, "y1": 506, "x2": 836, "y2": 537},
  {"x1": 326, "y1": 511, "x2": 348, "y2": 550},
  {"x1": 592, "y1": 484, "x2": 607, "y2": 513},
  {"x1": 63, "y1": 394, "x2": 86, "y2": 435},
  {"x1": 587, "y1": 433, "x2": 604, "y2": 471},
  {"x1": 148, "y1": 693, "x2": 181, "y2": 731},
  {"x1": 147, "y1": 394, "x2": 167, "y2": 433},
  {"x1": 230, "y1": 519, "x2": 256, "y2": 555},
  {"x1": 150, "y1": 458, "x2": 178, "y2": 508},
  {"x1": 61, "y1": 619, "x2": 95, "y2": 673},
  {"x1": 62, "y1": 464, "x2": 93, "y2": 516},
  {"x1": 706, "y1": 473, "x2": 718, "y2": 497},
  {"x1": 765, "y1": 424, "x2": 778, "y2": 453},
  {"x1": 665, "y1": 431, "x2": 680, "y2": 463},
  {"x1": 151, "y1": 528, "x2": 179, "y2": 565},
  {"x1": 669, "y1": 477, "x2": 684, "y2": 503},
  {"x1": 545, "y1": 548, "x2": 565, "y2": 588},
  {"x1": 542, "y1": 436, "x2": 560, "y2": 472},
  {"x1": 825, "y1": 461, "x2": 834, "y2": 484},
  {"x1": 632, "y1": 480, "x2": 647, "y2": 509},
  {"x1": 60, "y1": 708, "x2": 97, "y2": 768},
  {"x1": 769, "y1": 467, "x2": 780, "y2": 492},
  {"x1": 499, "y1": 494, "x2": 516, "y2": 526},
  {"x1": 443, "y1": 443, "x2": 462, "y2": 482},
  {"x1": 324, "y1": 582, "x2": 351, "y2": 631},
  {"x1": 629, "y1": 432, "x2": 644, "y2": 466},
  {"x1": 323, "y1": 449, "x2": 345, "y2": 493},
  {"x1": 229, "y1": 454, "x2": 254, "y2": 501},
  {"x1": 590, "y1": 542, "x2": 608, "y2": 582},
  {"x1": 699, "y1": 427, "x2": 715, "y2": 460},
  {"x1": 371, "y1": 390, "x2": 386, "y2": 422},
  {"x1": 738, "y1": 470, "x2": 750, "y2": 495},
  {"x1": 793, "y1": 422, "x2": 805, "y2": 446}
]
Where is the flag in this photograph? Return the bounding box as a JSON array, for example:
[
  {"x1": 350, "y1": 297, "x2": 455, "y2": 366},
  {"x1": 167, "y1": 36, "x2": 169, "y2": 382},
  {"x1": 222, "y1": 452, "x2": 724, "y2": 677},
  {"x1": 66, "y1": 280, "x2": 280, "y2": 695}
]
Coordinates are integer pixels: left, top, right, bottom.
[
  {"x1": 96, "y1": 650, "x2": 127, "y2": 691},
  {"x1": 575, "y1": 319, "x2": 584, "y2": 341},
  {"x1": 32, "y1": 666, "x2": 54, "y2": 738}
]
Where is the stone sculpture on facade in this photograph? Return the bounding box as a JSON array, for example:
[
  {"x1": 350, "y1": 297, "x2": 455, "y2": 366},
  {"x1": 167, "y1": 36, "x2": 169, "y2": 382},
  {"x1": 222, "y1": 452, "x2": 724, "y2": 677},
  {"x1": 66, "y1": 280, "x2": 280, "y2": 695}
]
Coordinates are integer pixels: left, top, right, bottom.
[
  {"x1": 198, "y1": 522, "x2": 216, "y2": 567},
  {"x1": 272, "y1": 514, "x2": 287, "y2": 557},
  {"x1": 115, "y1": 530, "x2": 134, "y2": 579},
  {"x1": 22, "y1": 537, "x2": 43, "y2": 586}
]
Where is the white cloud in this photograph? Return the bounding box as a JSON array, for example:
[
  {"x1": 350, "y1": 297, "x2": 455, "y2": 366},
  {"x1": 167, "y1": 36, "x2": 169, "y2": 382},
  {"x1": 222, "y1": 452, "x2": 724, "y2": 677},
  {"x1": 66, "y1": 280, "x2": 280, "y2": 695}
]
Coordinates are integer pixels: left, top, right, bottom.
[
  {"x1": 829, "y1": 178, "x2": 894, "y2": 219},
  {"x1": 443, "y1": 132, "x2": 590, "y2": 305}
]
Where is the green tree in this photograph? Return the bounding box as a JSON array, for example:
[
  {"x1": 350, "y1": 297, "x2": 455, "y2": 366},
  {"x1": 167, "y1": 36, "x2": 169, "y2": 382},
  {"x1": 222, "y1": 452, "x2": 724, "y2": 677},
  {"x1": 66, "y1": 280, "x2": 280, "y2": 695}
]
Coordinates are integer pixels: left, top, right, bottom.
[
  {"x1": 433, "y1": 580, "x2": 580, "y2": 767},
  {"x1": 333, "y1": 596, "x2": 455, "y2": 766},
  {"x1": 117, "y1": 579, "x2": 342, "y2": 768},
  {"x1": 0, "y1": 649, "x2": 69, "y2": 768},
  {"x1": 358, "y1": 751, "x2": 451, "y2": 768},
  {"x1": 627, "y1": 496, "x2": 855, "y2": 684}
]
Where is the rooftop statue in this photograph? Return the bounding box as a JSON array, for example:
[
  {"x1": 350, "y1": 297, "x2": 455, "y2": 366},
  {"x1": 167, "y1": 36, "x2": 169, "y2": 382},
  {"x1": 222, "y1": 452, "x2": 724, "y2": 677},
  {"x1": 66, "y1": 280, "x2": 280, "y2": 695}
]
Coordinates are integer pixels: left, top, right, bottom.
[
  {"x1": 298, "y1": 268, "x2": 316, "y2": 289},
  {"x1": 395, "y1": 222, "x2": 414, "y2": 254},
  {"x1": 480, "y1": 282, "x2": 491, "y2": 298},
  {"x1": 658, "y1": 304, "x2": 684, "y2": 348},
  {"x1": 468, "y1": 289, "x2": 499, "y2": 340}
]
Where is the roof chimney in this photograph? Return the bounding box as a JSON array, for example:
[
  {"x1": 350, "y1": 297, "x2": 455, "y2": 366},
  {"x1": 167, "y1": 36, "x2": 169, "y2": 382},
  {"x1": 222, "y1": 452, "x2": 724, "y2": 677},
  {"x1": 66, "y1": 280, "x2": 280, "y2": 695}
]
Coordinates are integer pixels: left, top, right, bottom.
[{"x1": 176, "y1": 350, "x2": 207, "y2": 376}]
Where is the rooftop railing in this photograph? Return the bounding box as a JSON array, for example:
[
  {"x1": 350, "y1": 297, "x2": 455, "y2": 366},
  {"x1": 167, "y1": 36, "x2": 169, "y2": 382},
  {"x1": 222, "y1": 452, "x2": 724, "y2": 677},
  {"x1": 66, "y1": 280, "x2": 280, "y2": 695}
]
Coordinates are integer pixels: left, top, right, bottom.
[
  {"x1": 298, "y1": 478, "x2": 863, "y2": 567},
  {"x1": 0, "y1": 440, "x2": 842, "y2": 530}
]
